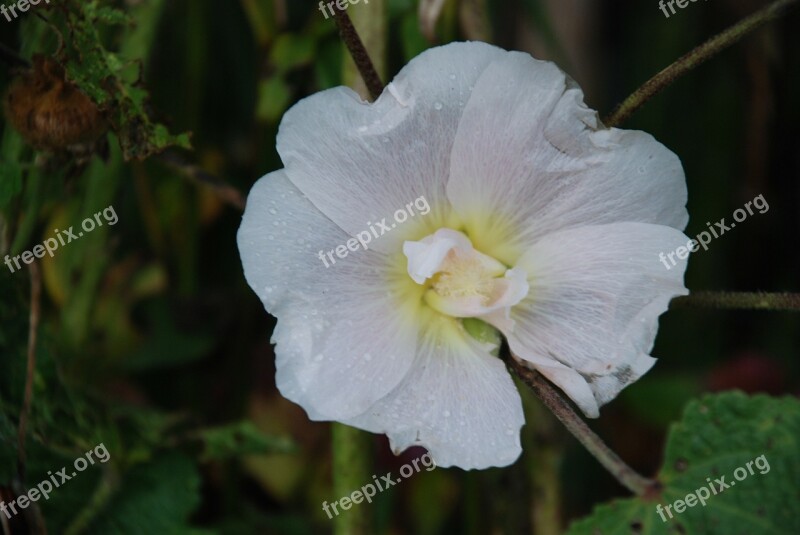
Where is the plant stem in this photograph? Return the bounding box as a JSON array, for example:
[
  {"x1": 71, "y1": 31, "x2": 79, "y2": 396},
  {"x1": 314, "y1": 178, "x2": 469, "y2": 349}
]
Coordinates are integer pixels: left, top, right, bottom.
[
  {"x1": 17, "y1": 261, "x2": 42, "y2": 484},
  {"x1": 158, "y1": 151, "x2": 245, "y2": 211},
  {"x1": 332, "y1": 424, "x2": 372, "y2": 535},
  {"x1": 522, "y1": 389, "x2": 563, "y2": 535},
  {"x1": 671, "y1": 291, "x2": 800, "y2": 311},
  {"x1": 605, "y1": 0, "x2": 799, "y2": 127},
  {"x1": 332, "y1": 7, "x2": 384, "y2": 101},
  {"x1": 343, "y1": 0, "x2": 386, "y2": 100},
  {"x1": 508, "y1": 357, "x2": 659, "y2": 498}
]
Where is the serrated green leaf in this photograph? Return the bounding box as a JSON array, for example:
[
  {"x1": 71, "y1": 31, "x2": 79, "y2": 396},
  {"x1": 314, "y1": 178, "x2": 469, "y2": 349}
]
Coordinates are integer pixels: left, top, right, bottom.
[
  {"x1": 566, "y1": 392, "x2": 800, "y2": 535},
  {"x1": 59, "y1": 0, "x2": 191, "y2": 160},
  {"x1": 86, "y1": 454, "x2": 203, "y2": 534}
]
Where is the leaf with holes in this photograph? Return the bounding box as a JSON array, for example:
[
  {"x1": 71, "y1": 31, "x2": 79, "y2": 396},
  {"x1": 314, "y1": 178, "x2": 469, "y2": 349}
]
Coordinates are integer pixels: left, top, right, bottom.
[{"x1": 566, "y1": 392, "x2": 800, "y2": 535}]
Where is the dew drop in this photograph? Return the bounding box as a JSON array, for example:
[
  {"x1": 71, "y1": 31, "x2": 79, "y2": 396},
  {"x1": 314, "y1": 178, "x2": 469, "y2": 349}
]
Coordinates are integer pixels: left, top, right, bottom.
[
  {"x1": 358, "y1": 125, "x2": 368, "y2": 132},
  {"x1": 363, "y1": 353, "x2": 372, "y2": 361},
  {"x1": 443, "y1": 410, "x2": 451, "y2": 417},
  {"x1": 449, "y1": 73, "x2": 456, "y2": 80},
  {"x1": 268, "y1": 208, "x2": 277, "y2": 215},
  {"x1": 433, "y1": 102, "x2": 443, "y2": 110},
  {"x1": 314, "y1": 354, "x2": 324, "y2": 362}
]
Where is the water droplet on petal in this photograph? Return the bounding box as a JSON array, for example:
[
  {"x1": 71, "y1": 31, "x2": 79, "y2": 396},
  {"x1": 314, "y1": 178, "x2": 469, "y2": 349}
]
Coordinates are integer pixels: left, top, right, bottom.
[
  {"x1": 268, "y1": 208, "x2": 277, "y2": 215},
  {"x1": 443, "y1": 410, "x2": 451, "y2": 417},
  {"x1": 433, "y1": 102, "x2": 443, "y2": 110},
  {"x1": 363, "y1": 353, "x2": 372, "y2": 361},
  {"x1": 449, "y1": 73, "x2": 456, "y2": 80}
]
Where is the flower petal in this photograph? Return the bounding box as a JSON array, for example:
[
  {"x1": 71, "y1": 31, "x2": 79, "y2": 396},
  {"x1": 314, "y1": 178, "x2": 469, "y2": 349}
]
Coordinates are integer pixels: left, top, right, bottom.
[
  {"x1": 504, "y1": 222, "x2": 690, "y2": 417},
  {"x1": 345, "y1": 315, "x2": 524, "y2": 469},
  {"x1": 237, "y1": 171, "x2": 419, "y2": 420},
  {"x1": 276, "y1": 42, "x2": 507, "y2": 252},
  {"x1": 446, "y1": 51, "x2": 688, "y2": 265}
]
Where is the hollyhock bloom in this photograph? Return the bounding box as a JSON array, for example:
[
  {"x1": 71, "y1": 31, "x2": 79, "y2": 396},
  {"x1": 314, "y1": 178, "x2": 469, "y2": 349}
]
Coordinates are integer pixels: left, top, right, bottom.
[{"x1": 238, "y1": 42, "x2": 689, "y2": 469}]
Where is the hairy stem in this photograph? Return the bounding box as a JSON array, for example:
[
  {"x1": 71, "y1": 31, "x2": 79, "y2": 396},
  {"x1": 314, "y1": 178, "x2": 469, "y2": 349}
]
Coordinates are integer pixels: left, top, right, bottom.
[
  {"x1": 523, "y1": 393, "x2": 563, "y2": 535},
  {"x1": 508, "y1": 357, "x2": 659, "y2": 498},
  {"x1": 671, "y1": 291, "x2": 800, "y2": 311},
  {"x1": 605, "y1": 0, "x2": 799, "y2": 127},
  {"x1": 332, "y1": 424, "x2": 372, "y2": 535}
]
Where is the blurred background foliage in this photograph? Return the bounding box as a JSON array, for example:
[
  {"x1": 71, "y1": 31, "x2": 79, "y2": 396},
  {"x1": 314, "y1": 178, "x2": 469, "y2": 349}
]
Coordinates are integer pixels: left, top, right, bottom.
[{"x1": 0, "y1": 0, "x2": 798, "y2": 533}]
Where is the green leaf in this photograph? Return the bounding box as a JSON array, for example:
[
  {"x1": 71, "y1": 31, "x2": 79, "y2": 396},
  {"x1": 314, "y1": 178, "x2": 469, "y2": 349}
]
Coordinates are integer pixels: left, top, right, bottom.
[
  {"x1": 401, "y1": 13, "x2": 430, "y2": 62},
  {"x1": 0, "y1": 162, "x2": 23, "y2": 208},
  {"x1": 195, "y1": 421, "x2": 295, "y2": 461},
  {"x1": 256, "y1": 77, "x2": 292, "y2": 123},
  {"x1": 60, "y1": 0, "x2": 191, "y2": 160},
  {"x1": 86, "y1": 454, "x2": 203, "y2": 534},
  {"x1": 566, "y1": 392, "x2": 800, "y2": 535},
  {"x1": 269, "y1": 34, "x2": 316, "y2": 73}
]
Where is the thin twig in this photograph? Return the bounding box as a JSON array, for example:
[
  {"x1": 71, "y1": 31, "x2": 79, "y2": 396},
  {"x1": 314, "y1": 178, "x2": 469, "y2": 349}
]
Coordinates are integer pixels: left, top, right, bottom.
[
  {"x1": 605, "y1": 0, "x2": 799, "y2": 127},
  {"x1": 18, "y1": 261, "x2": 42, "y2": 483},
  {"x1": 331, "y1": 7, "x2": 384, "y2": 101},
  {"x1": 508, "y1": 356, "x2": 660, "y2": 498},
  {"x1": 671, "y1": 291, "x2": 800, "y2": 311},
  {"x1": 158, "y1": 151, "x2": 245, "y2": 211}
]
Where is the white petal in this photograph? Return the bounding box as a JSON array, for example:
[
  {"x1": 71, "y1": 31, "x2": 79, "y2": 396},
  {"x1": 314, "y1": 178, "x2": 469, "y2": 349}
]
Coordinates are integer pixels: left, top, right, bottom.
[
  {"x1": 276, "y1": 42, "x2": 507, "y2": 253},
  {"x1": 503, "y1": 223, "x2": 690, "y2": 417},
  {"x1": 237, "y1": 171, "x2": 419, "y2": 420},
  {"x1": 345, "y1": 316, "x2": 524, "y2": 469},
  {"x1": 446, "y1": 51, "x2": 688, "y2": 265},
  {"x1": 403, "y1": 228, "x2": 472, "y2": 284}
]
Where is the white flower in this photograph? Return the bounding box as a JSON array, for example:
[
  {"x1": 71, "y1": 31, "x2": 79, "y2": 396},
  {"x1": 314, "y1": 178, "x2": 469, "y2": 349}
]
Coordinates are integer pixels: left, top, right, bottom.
[{"x1": 238, "y1": 42, "x2": 689, "y2": 469}]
